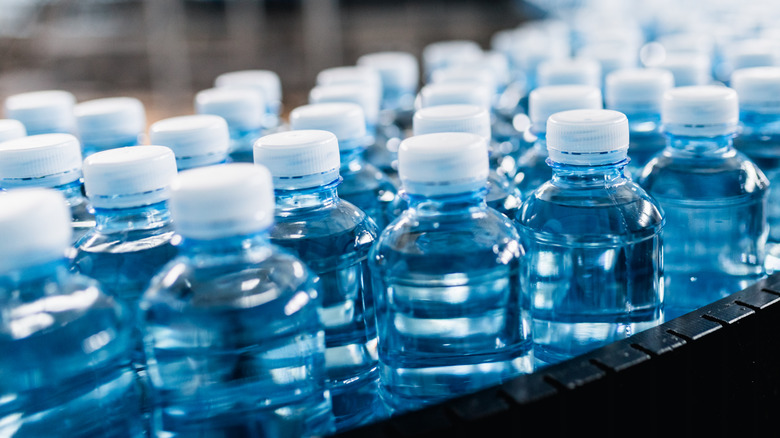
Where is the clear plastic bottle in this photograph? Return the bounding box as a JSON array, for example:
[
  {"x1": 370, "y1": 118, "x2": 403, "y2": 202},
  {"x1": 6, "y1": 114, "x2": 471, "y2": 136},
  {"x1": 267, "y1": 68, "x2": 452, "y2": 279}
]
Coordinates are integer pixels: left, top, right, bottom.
[
  {"x1": 0, "y1": 133, "x2": 95, "y2": 243},
  {"x1": 254, "y1": 129, "x2": 382, "y2": 432},
  {"x1": 536, "y1": 57, "x2": 603, "y2": 90},
  {"x1": 139, "y1": 163, "x2": 334, "y2": 438},
  {"x1": 515, "y1": 84, "x2": 603, "y2": 197},
  {"x1": 412, "y1": 103, "x2": 523, "y2": 224},
  {"x1": 605, "y1": 67, "x2": 675, "y2": 178},
  {"x1": 0, "y1": 118, "x2": 26, "y2": 142},
  {"x1": 3, "y1": 89, "x2": 78, "y2": 136},
  {"x1": 519, "y1": 109, "x2": 665, "y2": 367},
  {"x1": 421, "y1": 39, "x2": 483, "y2": 82},
  {"x1": 195, "y1": 86, "x2": 266, "y2": 163},
  {"x1": 369, "y1": 131, "x2": 533, "y2": 415},
  {"x1": 148, "y1": 114, "x2": 231, "y2": 170},
  {"x1": 213, "y1": 69, "x2": 285, "y2": 133},
  {"x1": 289, "y1": 102, "x2": 400, "y2": 232},
  {"x1": 308, "y1": 81, "x2": 383, "y2": 152},
  {"x1": 731, "y1": 67, "x2": 780, "y2": 273},
  {"x1": 638, "y1": 85, "x2": 769, "y2": 321},
  {"x1": 0, "y1": 188, "x2": 144, "y2": 437},
  {"x1": 74, "y1": 96, "x2": 147, "y2": 157}
]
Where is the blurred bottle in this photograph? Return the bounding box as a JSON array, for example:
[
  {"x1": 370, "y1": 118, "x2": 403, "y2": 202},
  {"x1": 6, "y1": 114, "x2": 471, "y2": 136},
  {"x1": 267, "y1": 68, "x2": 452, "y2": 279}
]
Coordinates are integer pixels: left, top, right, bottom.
[
  {"x1": 74, "y1": 97, "x2": 146, "y2": 158},
  {"x1": 730, "y1": 66, "x2": 780, "y2": 273},
  {"x1": 289, "y1": 102, "x2": 399, "y2": 232},
  {"x1": 0, "y1": 188, "x2": 144, "y2": 437},
  {"x1": 195, "y1": 86, "x2": 266, "y2": 163},
  {"x1": 421, "y1": 39, "x2": 483, "y2": 82},
  {"x1": 148, "y1": 114, "x2": 231, "y2": 170},
  {"x1": 213, "y1": 69, "x2": 285, "y2": 132},
  {"x1": 519, "y1": 109, "x2": 665, "y2": 367},
  {"x1": 0, "y1": 133, "x2": 94, "y2": 243},
  {"x1": 536, "y1": 57, "x2": 603, "y2": 90},
  {"x1": 139, "y1": 163, "x2": 334, "y2": 438},
  {"x1": 254, "y1": 129, "x2": 382, "y2": 432},
  {"x1": 0, "y1": 118, "x2": 26, "y2": 142},
  {"x1": 515, "y1": 84, "x2": 603, "y2": 197},
  {"x1": 605, "y1": 67, "x2": 675, "y2": 178},
  {"x1": 412, "y1": 103, "x2": 523, "y2": 224},
  {"x1": 369, "y1": 131, "x2": 532, "y2": 415},
  {"x1": 638, "y1": 85, "x2": 769, "y2": 321},
  {"x1": 3, "y1": 90, "x2": 77, "y2": 136}
]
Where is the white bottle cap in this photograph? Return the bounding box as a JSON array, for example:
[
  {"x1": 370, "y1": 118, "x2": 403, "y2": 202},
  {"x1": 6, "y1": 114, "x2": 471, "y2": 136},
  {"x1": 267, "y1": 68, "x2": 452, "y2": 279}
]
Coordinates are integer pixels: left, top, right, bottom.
[
  {"x1": 418, "y1": 81, "x2": 493, "y2": 109},
  {"x1": 0, "y1": 188, "x2": 72, "y2": 272},
  {"x1": 422, "y1": 40, "x2": 483, "y2": 78},
  {"x1": 289, "y1": 102, "x2": 367, "y2": 149},
  {"x1": 316, "y1": 65, "x2": 383, "y2": 91},
  {"x1": 75, "y1": 96, "x2": 146, "y2": 145},
  {"x1": 528, "y1": 85, "x2": 604, "y2": 134},
  {"x1": 0, "y1": 119, "x2": 26, "y2": 142},
  {"x1": 536, "y1": 57, "x2": 603, "y2": 89},
  {"x1": 430, "y1": 65, "x2": 499, "y2": 96},
  {"x1": 662, "y1": 85, "x2": 739, "y2": 137},
  {"x1": 577, "y1": 42, "x2": 638, "y2": 78},
  {"x1": 730, "y1": 66, "x2": 780, "y2": 113},
  {"x1": 412, "y1": 104, "x2": 491, "y2": 140},
  {"x1": 605, "y1": 68, "x2": 675, "y2": 113},
  {"x1": 356, "y1": 51, "x2": 419, "y2": 92},
  {"x1": 169, "y1": 163, "x2": 275, "y2": 240},
  {"x1": 149, "y1": 114, "x2": 230, "y2": 169},
  {"x1": 0, "y1": 133, "x2": 82, "y2": 188},
  {"x1": 82, "y1": 145, "x2": 178, "y2": 209},
  {"x1": 656, "y1": 53, "x2": 712, "y2": 87},
  {"x1": 195, "y1": 87, "x2": 265, "y2": 131},
  {"x1": 213, "y1": 69, "x2": 282, "y2": 112},
  {"x1": 4, "y1": 90, "x2": 77, "y2": 135},
  {"x1": 308, "y1": 83, "x2": 381, "y2": 126},
  {"x1": 723, "y1": 39, "x2": 779, "y2": 75},
  {"x1": 254, "y1": 129, "x2": 340, "y2": 190},
  {"x1": 546, "y1": 109, "x2": 630, "y2": 165},
  {"x1": 398, "y1": 132, "x2": 489, "y2": 196}
]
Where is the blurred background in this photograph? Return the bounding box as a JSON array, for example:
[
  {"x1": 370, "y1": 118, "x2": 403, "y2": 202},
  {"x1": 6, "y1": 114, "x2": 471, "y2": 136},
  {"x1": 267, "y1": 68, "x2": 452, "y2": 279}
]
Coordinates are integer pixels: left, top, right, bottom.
[{"x1": 0, "y1": 0, "x2": 539, "y2": 124}]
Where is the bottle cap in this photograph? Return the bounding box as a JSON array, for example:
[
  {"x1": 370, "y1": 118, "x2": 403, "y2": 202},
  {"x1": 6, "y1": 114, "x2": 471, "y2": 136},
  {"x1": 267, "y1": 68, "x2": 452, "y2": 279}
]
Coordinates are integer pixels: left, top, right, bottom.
[
  {"x1": 3, "y1": 90, "x2": 77, "y2": 135},
  {"x1": 169, "y1": 163, "x2": 275, "y2": 240},
  {"x1": 546, "y1": 109, "x2": 630, "y2": 165},
  {"x1": 214, "y1": 69, "x2": 282, "y2": 113},
  {"x1": 422, "y1": 40, "x2": 483, "y2": 78},
  {"x1": 656, "y1": 53, "x2": 712, "y2": 87},
  {"x1": 75, "y1": 97, "x2": 146, "y2": 147},
  {"x1": 723, "y1": 39, "x2": 779, "y2": 76},
  {"x1": 316, "y1": 65, "x2": 383, "y2": 91},
  {"x1": 662, "y1": 85, "x2": 739, "y2": 136},
  {"x1": 528, "y1": 85, "x2": 603, "y2": 134},
  {"x1": 0, "y1": 188, "x2": 72, "y2": 272},
  {"x1": 730, "y1": 66, "x2": 780, "y2": 113},
  {"x1": 412, "y1": 104, "x2": 491, "y2": 140},
  {"x1": 289, "y1": 102, "x2": 367, "y2": 149},
  {"x1": 398, "y1": 132, "x2": 489, "y2": 196},
  {"x1": 195, "y1": 87, "x2": 265, "y2": 131},
  {"x1": 0, "y1": 119, "x2": 26, "y2": 142},
  {"x1": 82, "y1": 145, "x2": 178, "y2": 209},
  {"x1": 0, "y1": 133, "x2": 82, "y2": 188},
  {"x1": 356, "y1": 51, "x2": 419, "y2": 93},
  {"x1": 149, "y1": 114, "x2": 230, "y2": 169},
  {"x1": 254, "y1": 129, "x2": 340, "y2": 190},
  {"x1": 418, "y1": 81, "x2": 493, "y2": 109},
  {"x1": 308, "y1": 82, "x2": 381, "y2": 126},
  {"x1": 536, "y1": 57, "x2": 602, "y2": 89},
  {"x1": 605, "y1": 68, "x2": 675, "y2": 113},
  {"x1": 430, "y1": 65, "x2": 499, "y2": 96}
]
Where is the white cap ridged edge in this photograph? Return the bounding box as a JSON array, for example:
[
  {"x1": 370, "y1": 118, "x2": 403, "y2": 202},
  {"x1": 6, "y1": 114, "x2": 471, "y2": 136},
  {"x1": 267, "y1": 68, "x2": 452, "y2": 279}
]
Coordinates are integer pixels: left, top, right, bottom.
[
  {"x1": 0, "y1": 133, "x2": 82, "y2": 188},
  {"x1": 412, "y1": 104, "x2": 491, "y2": 139},
  {"x1": 253, "y1": 129, "x2": 340, "y2": 190},
  {"x1": 546, "y1": 109, "x2": 630, "y2": 165},
  {"x1": 661, "y1": 85, "x2": 739, "y2": 136},
  {"x1": 149, "y1": 114, "x2": 231, "y2": 169}
]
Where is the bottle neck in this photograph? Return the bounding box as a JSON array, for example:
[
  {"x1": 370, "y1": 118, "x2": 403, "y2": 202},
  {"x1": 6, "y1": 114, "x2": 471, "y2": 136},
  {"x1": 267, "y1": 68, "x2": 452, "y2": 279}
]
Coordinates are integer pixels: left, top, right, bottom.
[
  {"x1": 176, "y1": 229, "x2": 272, "y2": 259},
  {"x1": 0, "y1": 257, "x2": 69, "y2": 303},
  {"x1": 548, "y1": 159, "x2": 629, "y2": 188},
  {"x1": 57, "y1": 179, "x2": 87, "y2": 207},
  {"x1": 665, "y1": 131, "x2": 735, "y2": 156},
  {"x1": 92, "y1": 201, "x2": 171, "y2": 232},
  {"x1": 339, "y1": 141, "x2": 367, "y2": 173},
  {"x1": 405, "y1": 189, "x2": 488, "y2": 216},
  {"x1": 274, "y1": 179, "x2": 340, "y2": 211}
]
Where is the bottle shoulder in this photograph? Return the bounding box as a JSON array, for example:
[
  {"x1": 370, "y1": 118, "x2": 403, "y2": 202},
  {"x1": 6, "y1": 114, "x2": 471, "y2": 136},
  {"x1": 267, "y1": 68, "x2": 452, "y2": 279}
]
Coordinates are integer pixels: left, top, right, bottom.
[
  {"x1": 75, "y1": 223, "x2": 176, "y2": 254},
  {"x1": 271, "y1": 199, "x2": 378, "y2": 240}
]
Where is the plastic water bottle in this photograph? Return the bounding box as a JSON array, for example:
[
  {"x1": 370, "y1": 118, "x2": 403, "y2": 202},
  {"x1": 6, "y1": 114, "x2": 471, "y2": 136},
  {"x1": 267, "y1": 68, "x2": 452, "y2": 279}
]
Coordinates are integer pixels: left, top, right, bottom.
[
  {"x1": 421, "y1": 40, "x2": 483, "y2": 82},
  {"x1": 515, "y1": 84, "x2": 604, "y2": 197},
  {"x1": 0, "y1": 118, "x2": 26, "y2": 142},
  {"x1": 0, "y1": 188, "x2": 144, "y2": 437},
  {"x1": 720, "y1": 39, "x2": 778, "y2": 84},
  {"x1": 195, "y1": 86, "x2": 266, "y2": 163},
  {"x1": 369, "y1": 131, "x2": 533, "y2": 415},
  {"x1": 3, "y1": 89, "x2": 77, "y2": 136},
  {"x1": 412, "y1": 103, "x2": 523, "y2": 224},
  {"x1": 0, "y1": 133, "x2": 95, "y2": 243},
  {"x1": 730, "y1": 67, "x2": 780, "y2": 273},
  {"x1": 213, "y1": 69, "x2": 284, "y2": 133},
  {"x1": 254, "y1": 129, "x2": 382, "y2": 432},
  {"x1": 637, "y1": 85, "x2": 769, "y2": 321},
  {"x1": 289, "y1": 102, "x2": 399, "y2": 231},
  {"x1": 309, "y1": 82, "x2": 383, "y2": 147},
  {"x1": 653, "y1": 52, "x2": 713, "y2": 87},
  {"x1": 74, "y1": 96, "x2": 146, "y2": 157},
  {"x1": 519, "y1": 108, "x2": 665, "y2": 367},
  {"x1": 536, "y1": 57, "x2": 603, "y2": 90},
  {"x1": 148, "y1": 114, "x2": 231, "y2": 170},
  {"x1": 139, "y1": 163, "x2": 334, "y2": 437},
  {"x1": 605, "y1": 67, "x2": 675, "y2": 178}
]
